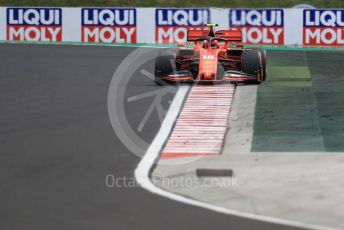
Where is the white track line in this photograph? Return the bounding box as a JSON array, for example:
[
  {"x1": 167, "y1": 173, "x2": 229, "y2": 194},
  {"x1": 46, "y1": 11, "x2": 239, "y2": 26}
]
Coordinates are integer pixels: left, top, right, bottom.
[{"x1": 134, "y1": 85, "x2": 336, "y2": 230}]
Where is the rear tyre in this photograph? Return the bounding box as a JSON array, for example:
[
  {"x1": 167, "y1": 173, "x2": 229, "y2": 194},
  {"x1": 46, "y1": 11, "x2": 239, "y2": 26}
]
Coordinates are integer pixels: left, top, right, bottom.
[
  {"x1": 178, "y1": 49, "x2": 195, "y2": 57},
  {"x1": 154, "y1": 50, "x2": 176, "y2": 85},
  {"x1": 241, "y1": 49, "x2": 263, "y2": 83}
]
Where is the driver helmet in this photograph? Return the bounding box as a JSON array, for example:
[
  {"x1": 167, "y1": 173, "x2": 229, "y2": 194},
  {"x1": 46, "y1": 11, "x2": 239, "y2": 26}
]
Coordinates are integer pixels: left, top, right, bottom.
[
  {"x1": 203, "y1": 40, "x2": 209, "y2": 48},
  {"x1": 211, "y1": 40, "x2": 219, "y2": 48}
]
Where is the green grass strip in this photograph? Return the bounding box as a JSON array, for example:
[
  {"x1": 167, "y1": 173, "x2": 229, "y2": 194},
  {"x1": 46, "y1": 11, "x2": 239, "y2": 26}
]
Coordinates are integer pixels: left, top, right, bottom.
[
  {"x1": 249, "y1": 45, "x2": 344, "y2": 52},
  {"x1": 0, "y1": 40, "x2": 178, "y2": 48},
  {"x1": 265, "y1": 80, "x2": 312, "y2": 88},
  {"x1": 2, "y1": 40, "x2": 344, "y2": 52},
  {"x1": 2, "y1": 0, "x2": 344, "y2": 8},
  {"x1": 268, "y1": 66, "x2": 310, "y2": 79}
]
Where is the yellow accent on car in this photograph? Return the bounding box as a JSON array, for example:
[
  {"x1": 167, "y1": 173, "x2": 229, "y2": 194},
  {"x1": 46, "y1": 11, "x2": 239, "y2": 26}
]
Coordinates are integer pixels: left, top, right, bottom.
[{"x1": 205, "y1": 23, "x2": 218, "y2": 27}]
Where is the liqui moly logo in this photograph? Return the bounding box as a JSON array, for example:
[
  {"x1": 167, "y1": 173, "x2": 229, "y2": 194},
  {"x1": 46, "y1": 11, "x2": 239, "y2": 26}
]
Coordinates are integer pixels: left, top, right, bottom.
[
  {"x1": 229, "y1": 9, "x2": 284, "y2": 45},
  {"x1": 6, "y1": 8, "x2": 62, "y2": 42},
  {"x1": 155, "y1": 9, "x2": 210, "y2": 44},
  {"x1": 82, "y1": 8, "x2": 136, "y2": 43},
  {"x1": 303, "y1": 10, "x2": 344, "y2": 46}
]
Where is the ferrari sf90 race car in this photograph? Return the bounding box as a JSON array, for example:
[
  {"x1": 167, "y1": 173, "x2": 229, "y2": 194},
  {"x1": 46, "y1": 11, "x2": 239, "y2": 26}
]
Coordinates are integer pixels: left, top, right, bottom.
[{"x1": 154, "y1": 24, "x2": 267, "y2": 84}]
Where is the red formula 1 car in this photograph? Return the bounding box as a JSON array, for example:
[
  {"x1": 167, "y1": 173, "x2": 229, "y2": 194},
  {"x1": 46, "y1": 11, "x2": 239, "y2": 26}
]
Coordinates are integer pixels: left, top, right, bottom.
[{"x1": 154, "y1": 24, "x2": 267, "y2": 84}]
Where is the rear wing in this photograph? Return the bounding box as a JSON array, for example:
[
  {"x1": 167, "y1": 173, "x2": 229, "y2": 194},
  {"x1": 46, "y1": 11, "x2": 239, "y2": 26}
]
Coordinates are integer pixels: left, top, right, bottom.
[
  {"x1": 187, "y1": 30, "x2": 210, "y2": 41},
  {"x1": 215, "y1": 30, "x2": 242, "y2": 42},
  {"x1": 187, "y1": 29, "x2": 242, "y2": 42}
]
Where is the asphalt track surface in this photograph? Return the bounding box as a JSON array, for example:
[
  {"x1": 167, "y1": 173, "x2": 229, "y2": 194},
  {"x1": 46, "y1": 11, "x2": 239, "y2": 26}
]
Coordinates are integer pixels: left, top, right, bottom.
[{"x1": 0, "y1": 44, "x2": 298, "y2": 230}]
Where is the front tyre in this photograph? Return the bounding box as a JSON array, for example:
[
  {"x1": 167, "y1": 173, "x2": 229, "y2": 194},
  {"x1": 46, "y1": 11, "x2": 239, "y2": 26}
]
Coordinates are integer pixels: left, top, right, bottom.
[
  {"x1": 154, "y1": 50, "x2": 176, "y2": 85},
  {"x1": 251, "y1": 48, "x2": 267, "y2": 81},
  {"x1": 241, "y1": 49, "x2": 263, "y2": 83}
]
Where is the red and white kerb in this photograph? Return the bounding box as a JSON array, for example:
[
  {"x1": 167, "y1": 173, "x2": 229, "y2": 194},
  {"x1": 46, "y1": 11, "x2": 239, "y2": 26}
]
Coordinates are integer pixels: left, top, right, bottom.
[{"x1": 160, "y1": 84, "x2": 235, "y2": 159}]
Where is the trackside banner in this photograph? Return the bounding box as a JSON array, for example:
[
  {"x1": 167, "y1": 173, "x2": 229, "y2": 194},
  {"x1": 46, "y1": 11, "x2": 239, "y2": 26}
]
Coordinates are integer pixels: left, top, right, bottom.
[
  {"x1": 229, "y1": 9, "x2": 284, "y2": 45},
  {"x1": 6, "y1": 8, "x2": 62, "y2": 41},
  {"x1": 303, "y1": 9, "x2": 344, "y2": 46},
  {"x1": 155, "y1": 8, "x2": 210, "y2": 43},
  {"x1": 1, "y1": 7, "x2": 344, "y2": 47},
  {"x1": 81, "y1": 8, "x2": 136, "y2": 43}
]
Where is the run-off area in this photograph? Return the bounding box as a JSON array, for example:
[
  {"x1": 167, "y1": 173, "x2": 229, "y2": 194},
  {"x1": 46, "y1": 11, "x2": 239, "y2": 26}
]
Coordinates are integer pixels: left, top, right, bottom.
[{"x1": 252, "y1": 50, "x2": 344, "y2": 152}]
